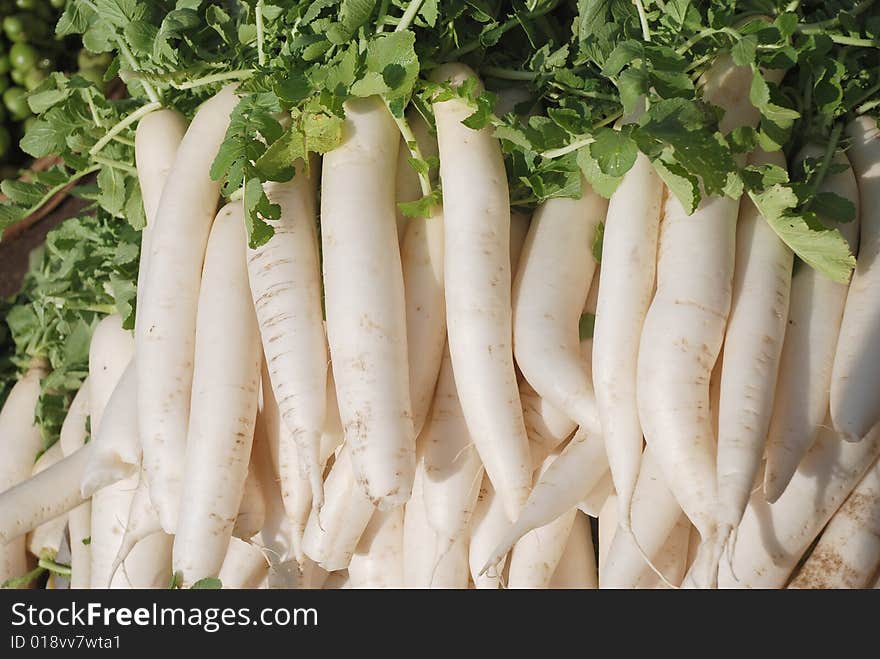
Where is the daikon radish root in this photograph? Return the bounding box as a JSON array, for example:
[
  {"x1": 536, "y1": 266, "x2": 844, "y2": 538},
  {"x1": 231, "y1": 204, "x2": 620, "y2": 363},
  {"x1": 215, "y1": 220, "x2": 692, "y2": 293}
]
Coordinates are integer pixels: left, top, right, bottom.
[
  {"x1": 633, "y1": 513, "x2": 692, "y2": 588},
  {"x1": 830, "y1": 116, "x2": 880, "y2": 441},
  {"x1": 420, "y1": 345, "x2": 484, "y2": 555},
  {"x1": 764, "y1": 149, "x2": 860, "y2": 501},
  {"x1": 468, "y1": 478, "x2": 510, "y2": 589},
  {"x1": 788, "y1": 456, "x2": 880, "y2": 589},
  {"x1": 509, "y1": 211, "x2": 531, "y2": 278},
  {"x1": 301, "y1": 445, "x2": 375, "y2": 571},
  {"x1": 550, "y1": 512, "x2": 598, "y2": 589},
  {"x1": 233, "y1": 462, "x2": 267, "y2": 540},
  {"x1": 520, "y1": 379, "x2": 577, "y2": 459},
  {"x1": 107, "y1": 469, "x2": 160, "y2": 583},
  {"x1": 172, "y1": 202, "x2": 261, "y2": 586},
  {"x1": 137, "y1": 85, "x2": 239, "y2": 534},
  {"x1": 432, "y1": 63, "x2": 531, "y2": 518},
  {"x1": 578, "y1": 470, "x2": 614, "y2": 517},
  {"x1": 600, "y1": 448, "x2": 684, "y2": 588},
  {"x1": 218, "y1": 538, "x2": 270, "y2": 589},
  {"x1": 25, "y1": 444, "x2": 68, "y2": 560},
  {"x1": 598, "y1": 494, "x2": 618, "y2": 577},
  {"x1": 513, "y1": 183, "x2": 606, "y2": 434},
  {"x1": 719, "y1": 421, "x2": 880, "y2": 588},
  {"x1": 322, "y1": 96, "x2": 415, "y2": 509},
  {"x1": 111, "y1": 532, "x2": 173, "y2": 589},
  {"x1": 81, "y1": 361, "x2": 139, "y2": 496},
  {"x1": 91, "y1": 471, "x2": 139, "y2": 589},
  {"x1": 508, "y1": 504, "x2": 577, "y2": 588},
  {"x1": 248, "y1": 169, "x2": 327, "y2": 510},
  {"x1": 592, "y1": 151, "x2": 663, "y2": 535},
  {"x1": 58, "y1": 381, "x2": 91, "y2": 589},
  {"x1": 716, "y1": 149, "x2": 792, "y2": 549},
  {"x1": 480, "y1": 426, "x2": 608, "y2": 573},
  {"x1": 0, "y1": 442, "x2": 92, "y2": 545},
  {"x1": 349, "y1": 508, "x2": 404, "y2": 588}
]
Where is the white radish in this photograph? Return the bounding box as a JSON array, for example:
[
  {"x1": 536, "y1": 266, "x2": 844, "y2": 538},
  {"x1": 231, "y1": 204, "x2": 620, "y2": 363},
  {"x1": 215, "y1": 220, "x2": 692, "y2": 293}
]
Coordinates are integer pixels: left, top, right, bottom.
[
  {"x1": 592, "y1": 152, "x2": 664, "y2": 531},
  {"x1": 58, "y1": 381, "x2": 91, "y2": 589},
  {"x1": 111, "y1": 531, "x2": 172, "y2": 589},
  {"x1": 218, "y1": 538, "x2": 270, "y2": 589},
  {"x1": 513, "y1": 185, "x2": 607, "y2": 433},
  {"x1": 432, "y1": 63, "x2": 531, "y2": 518},
  {"x1": 633, "y1": 513, "x2": 692, "y2": 588},
  {"x1": 301, "y1": 445, "x2": 375, "y2": 571},
  {"x1": 598, "y1": 494, "x2": 618, "y2": 576},
  {"x1": 25, "y1": 444, "x2": 68, "y2": 560},
  {"x1": 107, "y1": 469, "x2": 160, "y2": 582},
  {"x1": 829, "y1": 116, "x2": 880, "y2": 441},
  {"x1": 172, "y1": 202, "x2": 262, "y2": 586},
  {"x1": 480, "y1": 426, "x2": 608, "y2": 572},
  {"x1": 716, "y1": 149, "x2": 792, "y2": 546},
  {"x1": 137, "y1": 85, "x2": 239, "y2": 533},
  {"x1": 509, "y1": 212, "x2": 531, "y2": 277},
  {"x1": 600, "y1": 448, "x2": 684, "y2": 588},
  {"x1": 549, "y1": 512, "x2": 598, "y2": 589},
  {"x1": 467, "y1": 478, "x2": 510, "y2": 589},
  {"x1": 508, "y1": 504, "x2": 577, "y2": 588},
  {"x1": 764, "y1": 149, "x2": 860, "y2": 501},
  {"x1": 719, "y1": 421, "x2": 880, "y2": 588},
  {"x1": 788, "y1": 456, "x2": 880, "y2": 589},
  {"x1": 348, "y1": 508, "x2": 404, "y2": 588},
  {"x1": 248, "y1": 170, "x2": 327, "y2": 509},
  {"x1": 321, "y1": 96, "x2": 415, "y2": 508},
  {"x1": 520, "y1": 379, "x2": 576, "y2": 458},
  {"x1": 578, "y1": 470, "x2": 614, "y2": 517},
  {"x1": 233, "y1": 462, "x2": 267, "y2": 540},
  {"x1": 420, "y1": 345, "x2": 484, "y2": 554}
]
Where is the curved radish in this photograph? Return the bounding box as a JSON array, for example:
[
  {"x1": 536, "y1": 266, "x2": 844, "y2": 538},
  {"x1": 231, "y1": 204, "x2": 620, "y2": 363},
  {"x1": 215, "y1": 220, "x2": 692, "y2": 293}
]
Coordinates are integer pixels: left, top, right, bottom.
[
  {"x1": 111, "y1": 531, "x2": 173, "y2": 589},
  {"x1": 633, "y1": 513, "x2": 692, "y2": 588},
  {"x1": 598, "y1": 494, "x2": 618, "y2": 577},
  {"x1": 578, "y1": 470, "x2": 614, "y2": 517},
  {"x1": 25, "y1": 444, "x2": 68, "y2": 560},
  {"x1": 107, "y1": 469, "x2": 159, "y2": 583},
  {"x1": 719, "y1": 421, "x2": 880, "y2": 588},
  {"x1": 763, "y1": 149, "x2": 860, "y2": 501},
  {"x1": 513, "y1": 184, "x2": 607, "y2": 433},
  {"x1": 248, "y1": 171, "x2": 327, "y2": 510},
  {"x1": 348, "y1": 508, "x2": 404, "y2": 588},
  {"x1": 432, "y1": 63, "x2": 531, "y2": 518},
  {"x1": 172, "y1": 202, "x2": 262, "y2": 586},
  {"x1": 467, "y1": 477, "x2": 509, "y2": 589},
  {"x1": 829, "y1": 116, "x2": 880, "y2": 441},
  {"x1": 218, "y1": 538, "x2": 270, "y2": 589},
  {"x1": 549, "y1": 512, "x2": 598, "y2": 589},
  {"x1": 301, "y1": 445, "x2": 375, "y2": 571},
  {"x1": 420, "y1": 345, "x2": 484, "y2": 556},
  {"x1": 592, "y1": 152, "x2": 664, "y2": 531},
  {"x1": 233, "y1": 461, "x2": 267, "y2": 540},
  {"x1": 716, "y1": 149, "x2": 792, "y2": 545},
  {"x1": 509, "y1": 211, "x2": 531, "y2": 278},
  {"x1": 58, "y1": 381, "x2": 91, "y2": 589},
  {"x1": 137, "y1": 85, "x2": 239, "y2": 533},
  {"x1": 788, "y1": 456, "x2": 880, "y2": 589},
  {"x1": 520, "y1": 380, "x2": 576, "y2": 457},
  {"x1": 321, "y1": 96, "x2": 415, "y2": 508}
]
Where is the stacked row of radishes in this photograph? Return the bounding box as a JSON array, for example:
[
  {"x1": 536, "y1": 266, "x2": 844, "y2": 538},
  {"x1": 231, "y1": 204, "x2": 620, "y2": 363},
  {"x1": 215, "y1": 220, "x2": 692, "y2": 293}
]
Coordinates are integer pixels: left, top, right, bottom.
[{"x1": 1, "y1": 56, "x2": 879, "y2": 589}]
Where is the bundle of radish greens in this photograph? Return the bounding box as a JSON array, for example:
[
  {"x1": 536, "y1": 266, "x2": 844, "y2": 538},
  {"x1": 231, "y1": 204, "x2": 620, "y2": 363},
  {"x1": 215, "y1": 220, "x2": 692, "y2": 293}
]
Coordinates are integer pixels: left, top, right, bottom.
[{"x1": 0, "y1": 0, "x2": 879, "y2": 590}]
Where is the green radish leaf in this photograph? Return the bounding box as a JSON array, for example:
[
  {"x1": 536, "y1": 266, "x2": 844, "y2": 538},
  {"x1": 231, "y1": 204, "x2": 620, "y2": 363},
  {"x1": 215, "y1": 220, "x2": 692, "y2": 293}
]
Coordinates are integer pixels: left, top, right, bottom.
[
  {"x1": 191, "y1": 577, "x2": 223, "y2": 590},
  {"x1": 578, "y1": 313, "x2": 596, "y2": 341}
]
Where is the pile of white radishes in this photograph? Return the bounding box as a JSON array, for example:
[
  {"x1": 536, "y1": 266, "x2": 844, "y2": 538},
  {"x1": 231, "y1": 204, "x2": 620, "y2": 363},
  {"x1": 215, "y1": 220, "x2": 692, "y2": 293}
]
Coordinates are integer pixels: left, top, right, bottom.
[{"x1": 1, "y1": 57, "x2": 879, "y2": 590}]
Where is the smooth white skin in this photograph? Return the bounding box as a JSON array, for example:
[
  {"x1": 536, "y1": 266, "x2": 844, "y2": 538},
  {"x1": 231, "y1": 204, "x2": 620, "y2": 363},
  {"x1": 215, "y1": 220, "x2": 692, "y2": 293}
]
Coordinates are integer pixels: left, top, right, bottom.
[
  {"x1": 0, "y1": 443, "x2": 91, "y2": 545},
  {"x1": 592, "y1": 152, "x2": 664, "y2": 529},
  {"x1": 218, "y1": 538, "x2": 270, "y2": 589},
  {"x1": 432, "y1": 63, "x2": 531, "y2": 518},
  {"x1": 402, "y1": 211, "x2": 446, "y2": 437},
  {"x1": 58, "y1": 381, "x2": 90, "y2": 589},
  {"x1": 81, "y1": 361, "x2": 139, "y2": 496},
  {"x1": 172, "y1": 203, "x2": 262, "y2": 586},
  {"x1": 513, "y1": 185, "x2": 607, "y2": 433},
  {"x1": 137, "y1": 86, "x2": 239, "y2": 534},
  {"x1": 233, "y1": 462, "x2": 267, "y2": 540},
  {"x1": 578, "y1": 470, "x2": 614, "y2": 517},
  {"x1": 91, "y1": 471, "x2": 139, "y2": 589},
  {"x1": 248, "y1": 172, "x2": 327, "y2": 509},
  {"x1": 788, "y1": 457, "x2": 880, "y2": 589},
  {"x1": 260, "y1": 361, "x2": 310, "y2": 563},
  {"x1": 600, "y1": 448, "x2": 684, "y2": 588},
  {"x1": 509, "y1": 212, "x2": 531, "y2": 276},
  {"x1": 830, "y1": 117, "x2": 880, "y2": 441},
  {"x1": 718, "y1": 422, "x2": 880, "y2": 588},
  {"x1": 764, "y1": 151, "x2": 860, "y2": 501},
  {"x1": 301, "y1": 445, "x2": 375, "y2": 572},
  {"x1": 598, "y1": 494, "x2": 618, "y2": 577},
  {"x1": 633, "y1": 513, "x2": 692, "y2": 589},
  {"x1": 716, "y1": 150, "x2": 792, "y2": 537},
  {"x1": 481, "y1": 426, "x2": 608, "y2": 572},
  {"x1": 25, "y1": 444, "x2": 68, "y2": 559},
  {"x1": 111, "y1": 532, "x2": 173, "y2": 589},
  {"x1": 468, "y1": 478, "x2": 511, "y2": 589},
  {"x1": 134, "y1": 108, "x2": 187, "y2": 320},
  {"x1": 549, "y1": 512, "x2": 598, "y2": 589},
  {"x1": 322, "y1": 96, "x2": 415, "y2": 509},
  {"x1": 348, "y1": 508, "x2": 404, "y2": 588},
  {"x1": 108, "y1": 469, "x2": 161, "y2": 583},
  {"x1": 89, "y1": 315, "x2": 134, "y2": 436},
  {"x1": 420, "y1": 345, "x2": 484, "y2": 552},
  {"x1": 520, "y1": 379, "x2": 576, "y2": 458}
]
